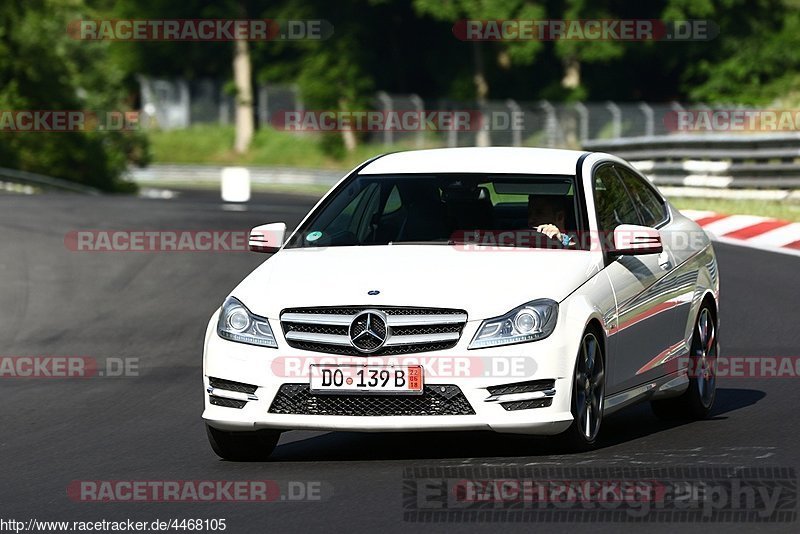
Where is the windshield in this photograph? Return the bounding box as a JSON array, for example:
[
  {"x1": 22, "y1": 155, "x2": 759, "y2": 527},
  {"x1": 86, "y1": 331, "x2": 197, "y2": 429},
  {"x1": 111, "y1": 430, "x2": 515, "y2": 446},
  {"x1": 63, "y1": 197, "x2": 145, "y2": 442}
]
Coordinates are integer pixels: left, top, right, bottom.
[{"x1": 285, "y1": 173, "x2": 584, "y2": 249}]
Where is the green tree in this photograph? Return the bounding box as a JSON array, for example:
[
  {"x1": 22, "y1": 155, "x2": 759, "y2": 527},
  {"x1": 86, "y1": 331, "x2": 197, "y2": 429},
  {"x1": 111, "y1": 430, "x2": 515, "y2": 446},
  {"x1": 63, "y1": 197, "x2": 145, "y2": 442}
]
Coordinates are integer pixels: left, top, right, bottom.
[
  {"x1": 413, "y1": 0, "x2": 545, "y2": 144},
  {"x1": 0, "y1": 0, "x2": 148, "y2": 191},
  {"x1": 551, "y1": 0, "x2": 626, "y2": 101},
  {"x1": 253, "y1": 0, "x2": 376, "y2": 155},
  {"x1": 106, "y1": 0, "x2": 259, "y2": 153},
  {"x1": 674, "y1": 0, "x2": 800, "y2": 104}
]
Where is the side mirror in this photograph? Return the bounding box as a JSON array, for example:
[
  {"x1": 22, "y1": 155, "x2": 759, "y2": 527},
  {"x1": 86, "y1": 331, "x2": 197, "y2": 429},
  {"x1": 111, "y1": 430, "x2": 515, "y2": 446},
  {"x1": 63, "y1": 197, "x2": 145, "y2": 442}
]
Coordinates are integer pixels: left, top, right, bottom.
[
  {"x1": 249, "y1": 222, "x2": 287, "y2": 253},
  {"x1": 610, "y1": 224, "x2": 663, "y2": 255}
]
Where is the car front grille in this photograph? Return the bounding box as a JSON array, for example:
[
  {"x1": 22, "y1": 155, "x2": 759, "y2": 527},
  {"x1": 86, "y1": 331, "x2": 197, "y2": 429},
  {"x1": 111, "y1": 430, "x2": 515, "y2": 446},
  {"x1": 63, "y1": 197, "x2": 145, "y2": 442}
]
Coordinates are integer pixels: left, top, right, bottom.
[
  {"x1": 280, "y1": 306, "x2": 467, "y2": 355},
  {"x1": 268, "y1": 383, "x2": 475, "y2": 416}
]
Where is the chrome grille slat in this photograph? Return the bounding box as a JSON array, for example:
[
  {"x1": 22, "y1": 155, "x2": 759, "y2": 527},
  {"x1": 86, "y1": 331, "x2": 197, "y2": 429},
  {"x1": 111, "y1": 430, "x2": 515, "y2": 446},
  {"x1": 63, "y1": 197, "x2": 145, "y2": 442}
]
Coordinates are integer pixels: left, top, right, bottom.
[
  {"x1": 281, "y1": 313, "x2": 355, "y2": 325},
  {"x1": 387, "y1": 314, "x2": 467, "y2": 326},
  {"x1": 384, "y1": 332, "x2": 461, "y2": 346},
  {"x1": 285, "y1": 331, "x2": 352, "y2": 346},
  {"x1": 280, "y1": 306, "x2": 467, "y2": 355}
]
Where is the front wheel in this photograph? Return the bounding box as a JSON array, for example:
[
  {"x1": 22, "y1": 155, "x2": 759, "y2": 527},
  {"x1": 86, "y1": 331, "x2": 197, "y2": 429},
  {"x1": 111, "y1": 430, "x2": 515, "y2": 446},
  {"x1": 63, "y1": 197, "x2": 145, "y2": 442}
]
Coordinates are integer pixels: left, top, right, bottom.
[
  {"x1": 651, "y1": 305, "x2": 717, "y2": 420},
  {"x1": 559, "y1": 330, "x2": 605, "y2": 451},
  {"x1": 206, "y1": 424, "x2": 280, "y2": 461}
]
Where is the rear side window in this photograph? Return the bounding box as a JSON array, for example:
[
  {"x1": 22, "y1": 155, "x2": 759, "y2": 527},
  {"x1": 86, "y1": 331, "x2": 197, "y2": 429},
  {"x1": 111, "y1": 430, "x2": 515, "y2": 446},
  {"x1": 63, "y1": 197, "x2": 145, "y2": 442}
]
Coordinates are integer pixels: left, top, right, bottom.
[
  {"x1": 593, "y1": 165, "x2": 640, "y2": 231},
  {"x1": 616, "y1": 167, "x2": 667, "y2": 227}
]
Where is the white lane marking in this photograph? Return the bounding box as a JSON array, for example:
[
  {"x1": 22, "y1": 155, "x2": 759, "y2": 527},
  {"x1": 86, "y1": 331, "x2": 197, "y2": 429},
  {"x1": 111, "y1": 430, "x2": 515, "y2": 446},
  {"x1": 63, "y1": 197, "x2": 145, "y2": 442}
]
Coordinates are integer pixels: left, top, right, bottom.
[
  {"x1": 138, "y1": 188, "x2": 177, "y2": 199},
  {"x1": 221, "y1": 204, "x2": 247, "y2": 212}
]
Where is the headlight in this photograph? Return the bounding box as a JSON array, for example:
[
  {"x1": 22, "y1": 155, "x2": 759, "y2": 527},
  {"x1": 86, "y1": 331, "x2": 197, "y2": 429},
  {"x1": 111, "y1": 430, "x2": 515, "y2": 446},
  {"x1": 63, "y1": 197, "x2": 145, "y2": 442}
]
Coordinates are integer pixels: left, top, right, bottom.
[
  {"x1": 468, "y1": 299, "x2": 558, "y2": 349},
  {"x1": 217, "y1": 296, "x2": 278, "y2": 348}
]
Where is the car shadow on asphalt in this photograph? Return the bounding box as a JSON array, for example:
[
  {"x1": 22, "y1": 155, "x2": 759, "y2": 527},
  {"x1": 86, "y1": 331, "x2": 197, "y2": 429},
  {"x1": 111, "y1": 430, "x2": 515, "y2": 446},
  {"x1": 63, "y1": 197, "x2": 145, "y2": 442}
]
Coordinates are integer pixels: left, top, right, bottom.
[{"x1": 266, "y1": 387, "x2": 766, "y2": 462}]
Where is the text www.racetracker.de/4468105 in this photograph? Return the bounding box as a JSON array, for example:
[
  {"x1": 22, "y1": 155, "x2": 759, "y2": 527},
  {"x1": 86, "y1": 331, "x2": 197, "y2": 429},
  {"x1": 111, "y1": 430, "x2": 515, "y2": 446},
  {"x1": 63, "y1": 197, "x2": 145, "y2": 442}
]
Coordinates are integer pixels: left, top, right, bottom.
[{"x1": 0, "y1": 518, "x2": 228, "y2": 532}]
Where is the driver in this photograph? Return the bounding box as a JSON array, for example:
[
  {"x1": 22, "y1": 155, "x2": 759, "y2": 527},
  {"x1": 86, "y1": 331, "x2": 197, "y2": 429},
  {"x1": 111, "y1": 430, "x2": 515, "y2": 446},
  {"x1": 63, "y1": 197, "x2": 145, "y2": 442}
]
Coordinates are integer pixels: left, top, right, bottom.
[{"x1": 527, "y1": 194, "x2": 574, "y2": 247}]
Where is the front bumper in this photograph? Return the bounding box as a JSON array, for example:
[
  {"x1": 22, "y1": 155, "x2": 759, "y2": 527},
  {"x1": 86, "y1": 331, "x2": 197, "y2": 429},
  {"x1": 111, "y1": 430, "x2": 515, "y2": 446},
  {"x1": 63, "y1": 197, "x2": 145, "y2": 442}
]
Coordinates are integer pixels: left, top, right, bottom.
[{"x1": 202, "y1": 310, "x2": 578, "y2": 436}]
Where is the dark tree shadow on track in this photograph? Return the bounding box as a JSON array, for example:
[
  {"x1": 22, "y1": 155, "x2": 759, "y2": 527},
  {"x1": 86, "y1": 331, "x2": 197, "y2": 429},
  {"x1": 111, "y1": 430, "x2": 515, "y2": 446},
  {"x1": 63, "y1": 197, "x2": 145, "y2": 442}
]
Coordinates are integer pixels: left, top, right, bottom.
[{"x1": 263, "y1": 388, "x2": 765, "y2": 462}]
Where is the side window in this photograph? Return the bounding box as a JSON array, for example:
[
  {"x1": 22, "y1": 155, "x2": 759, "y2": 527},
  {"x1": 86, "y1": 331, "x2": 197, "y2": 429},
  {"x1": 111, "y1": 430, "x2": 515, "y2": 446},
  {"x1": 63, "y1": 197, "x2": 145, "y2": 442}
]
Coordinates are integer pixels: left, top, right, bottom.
[
  {"x1": 594, "y1": 165, "x2": 641, "y2": 231},
  {"x1": 616, "y1": 167, "x2": 667, "y2": 227}
]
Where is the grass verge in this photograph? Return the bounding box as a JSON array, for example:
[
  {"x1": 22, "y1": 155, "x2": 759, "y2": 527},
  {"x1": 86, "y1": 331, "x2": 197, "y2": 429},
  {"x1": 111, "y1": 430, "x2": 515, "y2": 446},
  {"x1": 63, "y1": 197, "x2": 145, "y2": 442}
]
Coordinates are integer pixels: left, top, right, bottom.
[
  {"x1": 147, "y1": 125, "x2": 423, "y2": 169},
  {"x1": 670, "y1": 197, "x2": 800, "y2": 222}
]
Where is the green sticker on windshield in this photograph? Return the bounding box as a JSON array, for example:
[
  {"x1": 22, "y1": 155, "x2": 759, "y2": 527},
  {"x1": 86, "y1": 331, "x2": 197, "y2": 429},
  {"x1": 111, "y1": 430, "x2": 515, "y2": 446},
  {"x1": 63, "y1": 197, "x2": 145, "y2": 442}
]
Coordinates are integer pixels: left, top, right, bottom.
[{"x1": 306, "y1": 231, "x2": 323, "y2": 242}]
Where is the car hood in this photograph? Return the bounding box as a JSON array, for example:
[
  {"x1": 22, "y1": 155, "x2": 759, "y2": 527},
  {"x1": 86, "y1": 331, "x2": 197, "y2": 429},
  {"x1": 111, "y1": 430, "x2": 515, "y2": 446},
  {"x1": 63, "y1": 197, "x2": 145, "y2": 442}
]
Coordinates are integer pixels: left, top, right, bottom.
[{"x1": 231, "y1": 245, "x2": 600, "y2": 321}]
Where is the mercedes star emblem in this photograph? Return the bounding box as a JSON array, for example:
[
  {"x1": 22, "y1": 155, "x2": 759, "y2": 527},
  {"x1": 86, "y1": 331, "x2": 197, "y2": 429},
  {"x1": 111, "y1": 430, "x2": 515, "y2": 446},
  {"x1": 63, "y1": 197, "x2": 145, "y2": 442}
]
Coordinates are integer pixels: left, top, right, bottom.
[{"x1": 349, "y1": 310, "x2": 388, "y2": 353}]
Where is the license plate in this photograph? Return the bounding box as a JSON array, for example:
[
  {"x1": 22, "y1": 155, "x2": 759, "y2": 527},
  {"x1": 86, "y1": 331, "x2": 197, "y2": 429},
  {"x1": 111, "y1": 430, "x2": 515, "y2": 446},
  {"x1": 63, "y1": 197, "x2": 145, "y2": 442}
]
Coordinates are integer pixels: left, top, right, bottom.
[{"x1": 309, "y1": 365, "x2": 423, "y2": 394}]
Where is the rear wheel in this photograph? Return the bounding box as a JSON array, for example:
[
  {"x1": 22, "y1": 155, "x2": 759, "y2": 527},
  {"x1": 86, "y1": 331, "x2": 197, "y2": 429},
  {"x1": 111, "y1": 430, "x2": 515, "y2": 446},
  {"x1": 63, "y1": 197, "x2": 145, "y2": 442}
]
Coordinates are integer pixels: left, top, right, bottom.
[
  {"x1": 651, "y1": 305, "x2": 717, "y2": 420},
  {"x1": 206, "y1": 424, "x2": 280, "y2": 461},
  {"x1": 560, "y1": 330, "x2": 605, "y2": 451}
]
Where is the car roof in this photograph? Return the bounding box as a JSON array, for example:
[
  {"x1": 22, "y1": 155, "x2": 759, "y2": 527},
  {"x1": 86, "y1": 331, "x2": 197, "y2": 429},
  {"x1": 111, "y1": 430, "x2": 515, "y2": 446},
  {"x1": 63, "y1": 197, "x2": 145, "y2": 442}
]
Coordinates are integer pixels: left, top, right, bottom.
[{"x1": 359, "y1": 147, "x2": 588, "y2": 176}]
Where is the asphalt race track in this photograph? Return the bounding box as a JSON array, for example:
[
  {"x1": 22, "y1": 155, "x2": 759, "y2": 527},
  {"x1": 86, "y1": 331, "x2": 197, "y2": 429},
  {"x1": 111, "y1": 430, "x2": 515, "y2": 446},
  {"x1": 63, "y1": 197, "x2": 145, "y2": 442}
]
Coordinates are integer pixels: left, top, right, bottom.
[{"x1": 1, "y1": 190, "x2": 798, "y2": 533}]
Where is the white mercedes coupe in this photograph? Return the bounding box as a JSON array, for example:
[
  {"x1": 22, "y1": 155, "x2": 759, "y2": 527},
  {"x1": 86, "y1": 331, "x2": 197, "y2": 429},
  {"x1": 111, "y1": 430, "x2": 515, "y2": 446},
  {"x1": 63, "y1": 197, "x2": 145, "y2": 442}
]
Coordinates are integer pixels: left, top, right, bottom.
[{"x1": 202, "y1": 147, "x2": 719, "y2": 460}]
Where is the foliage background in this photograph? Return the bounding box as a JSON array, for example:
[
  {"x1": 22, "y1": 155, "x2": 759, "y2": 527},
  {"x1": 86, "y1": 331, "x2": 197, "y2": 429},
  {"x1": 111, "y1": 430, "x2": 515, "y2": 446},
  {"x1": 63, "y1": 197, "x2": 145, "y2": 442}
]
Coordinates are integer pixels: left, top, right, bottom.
[{"x1": 2, "y1": 0, "x2": 799, "y2": 189}]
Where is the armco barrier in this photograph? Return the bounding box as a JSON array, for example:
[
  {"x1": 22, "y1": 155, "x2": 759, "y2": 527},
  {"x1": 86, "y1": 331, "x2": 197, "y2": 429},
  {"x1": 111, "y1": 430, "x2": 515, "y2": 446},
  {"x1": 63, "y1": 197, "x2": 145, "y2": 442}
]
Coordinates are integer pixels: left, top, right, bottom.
[
  {"x1": 0, "y1": 167, "x2": 100, "y2": 195},
  {"x1": 127, "y1": 164, "x2": 342, "y2": 187},
  {"x1": 584, "y1": 134, "x2": 800, "y2": 189}
]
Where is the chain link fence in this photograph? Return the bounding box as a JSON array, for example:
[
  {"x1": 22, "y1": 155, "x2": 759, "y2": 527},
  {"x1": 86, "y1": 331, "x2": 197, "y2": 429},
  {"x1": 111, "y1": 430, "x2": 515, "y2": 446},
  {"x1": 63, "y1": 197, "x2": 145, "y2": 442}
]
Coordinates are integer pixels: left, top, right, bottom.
[{"x1": 136, "y1": 76, "x2": 752, "y2": 148}]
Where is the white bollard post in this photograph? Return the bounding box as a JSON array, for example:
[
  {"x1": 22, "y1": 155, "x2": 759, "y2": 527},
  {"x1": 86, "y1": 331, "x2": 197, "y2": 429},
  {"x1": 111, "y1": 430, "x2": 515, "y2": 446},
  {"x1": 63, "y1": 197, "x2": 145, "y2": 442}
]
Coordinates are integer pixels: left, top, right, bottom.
[{"x1": 221, "y1": 167, "x2": 251, "y2": 202}]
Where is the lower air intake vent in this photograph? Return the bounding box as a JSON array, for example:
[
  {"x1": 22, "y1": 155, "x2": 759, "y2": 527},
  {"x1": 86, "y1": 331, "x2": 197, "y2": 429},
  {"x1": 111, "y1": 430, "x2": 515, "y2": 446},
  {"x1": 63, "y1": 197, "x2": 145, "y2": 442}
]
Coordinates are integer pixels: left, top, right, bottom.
[
  {"x1": 486, "y1": 379, "x2": 555, "y2": 396},
  {"x1": 268, "y1": 384, "x2": 474, "y2": 416},
  {"x1": 501, "y1": 398, "x2": 553, "y2": 411},
  {"x1": 209, "y1": 377, "x2": 258, "y2": 395},
  {"x1": 209, "y1": 396, "x2": 247, "y2": 409}
]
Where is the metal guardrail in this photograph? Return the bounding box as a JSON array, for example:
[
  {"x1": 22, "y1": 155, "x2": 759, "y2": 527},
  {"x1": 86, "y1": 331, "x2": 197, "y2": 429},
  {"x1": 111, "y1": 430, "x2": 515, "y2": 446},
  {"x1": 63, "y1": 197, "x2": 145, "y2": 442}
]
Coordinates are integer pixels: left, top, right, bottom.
[
  {"x1": 0, "y1": 167, "x2": 101, "y2": 195},
  {"x1": 584, "y1": 134, "x2": 800, "y2": 189},
  {"x1": 8, "y1": 135, "x2": 799, "y2": 198},
  {"x1": 127, "y1": 164, "x2": 343, "y2": 187}
]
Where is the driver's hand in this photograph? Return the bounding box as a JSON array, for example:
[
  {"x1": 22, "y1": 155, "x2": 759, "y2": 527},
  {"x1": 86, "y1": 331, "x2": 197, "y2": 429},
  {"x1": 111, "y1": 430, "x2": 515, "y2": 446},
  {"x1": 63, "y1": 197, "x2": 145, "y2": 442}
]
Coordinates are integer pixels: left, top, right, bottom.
[{"x1": 535, "y1": 224, "x2": 563, "y2": 241}]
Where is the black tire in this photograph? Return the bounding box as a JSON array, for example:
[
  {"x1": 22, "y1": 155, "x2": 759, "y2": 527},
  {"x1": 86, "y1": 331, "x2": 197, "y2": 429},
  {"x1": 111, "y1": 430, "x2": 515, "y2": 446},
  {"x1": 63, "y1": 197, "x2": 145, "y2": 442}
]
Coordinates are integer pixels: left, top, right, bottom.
[
  {"x1": 206, "y1": 424, "x2": 280, "y2": 461},
  {"x1": 651, "y1": 305, "x2": 717, "y2": 420},
  {"x1": 559, "y1": 329, "x2": 605, "y2": 451}
]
